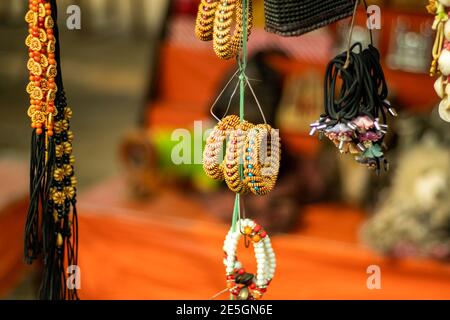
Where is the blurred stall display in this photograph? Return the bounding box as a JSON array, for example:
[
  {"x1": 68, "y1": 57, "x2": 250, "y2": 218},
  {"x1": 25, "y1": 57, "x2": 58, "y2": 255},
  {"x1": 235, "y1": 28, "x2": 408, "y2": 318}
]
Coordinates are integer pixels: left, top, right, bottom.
[
  {"x1": 335, "y1": 23, "x2": 381, "y2": 55},
  {"x1": 120, "y1": 127, "x2": 217, "y2": 199},
  {"x1": 363, "y1": 118, "x2": 450, "y2": 259},
  {"x1": 386, "y1": 16, "x2": 432, "y2": 73},
  {"x1": 428, "y1": 0, "x2": 450, "y2": 122},
  {"x1": 263, "y1": 0, "x2": 356, "y2": 37},
  {"x1": 390, "y1": 0, "x2": 430, "y2": 11},
  {"x1": 276, "y1": 71, "x2": 323, "y2": 133},
  {"x1": 0, "y1": 0, "x2": 170, "y2": 35},
  {"x1": 120, "y1": 130, "x2": 160, "y2": 198}
]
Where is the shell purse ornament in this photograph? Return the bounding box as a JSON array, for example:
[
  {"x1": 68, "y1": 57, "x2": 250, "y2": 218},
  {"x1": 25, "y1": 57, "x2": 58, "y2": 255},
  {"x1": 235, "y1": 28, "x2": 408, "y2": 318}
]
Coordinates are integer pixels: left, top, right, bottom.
[{"x1": 429, "y1": 0, "x2": 450, "y2": 122}]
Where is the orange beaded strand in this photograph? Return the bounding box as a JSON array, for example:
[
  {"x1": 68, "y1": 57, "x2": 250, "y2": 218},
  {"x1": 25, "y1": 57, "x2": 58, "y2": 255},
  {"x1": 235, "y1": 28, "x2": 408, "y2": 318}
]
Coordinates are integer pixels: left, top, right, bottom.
[{"x1": 25, "y1": 0, "x2": 57, "y2": 136}]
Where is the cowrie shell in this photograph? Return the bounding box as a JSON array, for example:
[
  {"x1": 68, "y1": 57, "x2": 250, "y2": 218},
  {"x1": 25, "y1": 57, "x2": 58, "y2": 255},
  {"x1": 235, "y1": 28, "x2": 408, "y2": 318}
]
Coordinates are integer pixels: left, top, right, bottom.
[
  {"x1": 445, "y1": 20, "x2": 450, "y2": 41},
  {"x1": 446, "y1": 83, "x2": 450, "y2": 96},
  {"x1": 434, "y1": 76, "x2": 446, "y2": 98},
  {"x1": 438, "y1": 98, "x2": 450, "y2": 122},
  {"x1": 438, "y1": 49, "x2": 450, "y2": 76},
  {"x1": 439, "y1": 0, "x2": 450, "y2": 7}
]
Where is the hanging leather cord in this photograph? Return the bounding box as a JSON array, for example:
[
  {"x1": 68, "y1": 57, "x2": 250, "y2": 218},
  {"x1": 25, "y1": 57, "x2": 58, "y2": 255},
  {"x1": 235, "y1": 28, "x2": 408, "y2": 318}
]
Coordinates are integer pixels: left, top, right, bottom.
[{"x1": 323, "y1": 42, "x2": 388, "y2": 125}]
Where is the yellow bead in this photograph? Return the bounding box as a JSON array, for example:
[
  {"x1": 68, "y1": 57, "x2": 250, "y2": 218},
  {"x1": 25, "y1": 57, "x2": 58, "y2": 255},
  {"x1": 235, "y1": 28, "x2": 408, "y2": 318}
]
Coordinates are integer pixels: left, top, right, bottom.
[{"x1": 244, "y1": 227, "x2": 252, "y2": 235}]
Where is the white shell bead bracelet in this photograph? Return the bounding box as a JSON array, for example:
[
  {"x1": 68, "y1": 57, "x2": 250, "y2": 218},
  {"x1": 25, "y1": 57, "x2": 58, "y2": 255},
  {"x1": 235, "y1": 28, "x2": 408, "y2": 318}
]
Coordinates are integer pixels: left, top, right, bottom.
[{"x1": 222, "y1": 218, "x2": 276, "y2": 300}]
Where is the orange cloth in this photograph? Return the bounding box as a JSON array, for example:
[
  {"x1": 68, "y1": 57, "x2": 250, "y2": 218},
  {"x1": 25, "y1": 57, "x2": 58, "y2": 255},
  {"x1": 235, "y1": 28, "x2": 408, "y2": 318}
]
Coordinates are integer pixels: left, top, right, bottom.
[
  {"x1": 75, "y1": 181, "x2": 450, "y2": 300},
  {"x1": 0, "y1": 200, "x2": 29, "y2": 297},
  {"x1": 0, "y1": 160, "x2": 32, "y2": 297}
]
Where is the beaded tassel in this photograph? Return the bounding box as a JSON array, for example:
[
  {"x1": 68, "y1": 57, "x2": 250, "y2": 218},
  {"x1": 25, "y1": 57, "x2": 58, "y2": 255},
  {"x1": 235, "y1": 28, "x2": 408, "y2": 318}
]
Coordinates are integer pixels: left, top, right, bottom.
[{"x1": 24, "y1": 0, "x2": 79, "y2": 300}]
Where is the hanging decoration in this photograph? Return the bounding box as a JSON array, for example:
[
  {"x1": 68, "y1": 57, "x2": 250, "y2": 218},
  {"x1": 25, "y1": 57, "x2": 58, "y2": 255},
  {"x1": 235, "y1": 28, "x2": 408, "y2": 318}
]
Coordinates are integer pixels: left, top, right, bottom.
[
  {"x1": 428, "y1": 0, "x2": 450, "y2": 122},
  {"x1": 203, "y1": 116, "x2": 281, "y2": 196},
  {"x1": 195, "y1": 0, "x2": 253, "y2": 60},
  {"x1": 309, "y1": 0, "x2": 397, "y2": 174},
  {"x1": 198, "y1": 0, "x2": 278, "y2": 299},
  {"x1": 24, "y1": 0, "x2": 79, "y2": 300},
  {"x1": 263, "y1": 0, "x2": 356, "y2": 37},
  {"x1": 223, "y1": 219, "x2": 275, "y2": 300}
]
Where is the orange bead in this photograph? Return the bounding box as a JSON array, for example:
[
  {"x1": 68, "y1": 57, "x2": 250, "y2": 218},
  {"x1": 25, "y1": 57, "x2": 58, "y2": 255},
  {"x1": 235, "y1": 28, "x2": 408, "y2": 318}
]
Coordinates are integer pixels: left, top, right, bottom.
[
  {"x1": 47, "y1": 130, "x2": 54, "y2": 137},
  {"x1": 36, "y1": 128, "x2": 43, "y2": 135},
  {"x1": 252, "y1": 235, "x2": 261, "y2": 243},
  {"x1": 244, "y1": 227, "x2": 252, "y2": 235}
]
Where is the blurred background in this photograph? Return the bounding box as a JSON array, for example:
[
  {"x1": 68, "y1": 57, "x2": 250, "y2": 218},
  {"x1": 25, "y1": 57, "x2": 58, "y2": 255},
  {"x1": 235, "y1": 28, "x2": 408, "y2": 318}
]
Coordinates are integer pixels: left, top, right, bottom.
[{"x1": 0, "y1": 0, "x2": 449, "y2": 299}]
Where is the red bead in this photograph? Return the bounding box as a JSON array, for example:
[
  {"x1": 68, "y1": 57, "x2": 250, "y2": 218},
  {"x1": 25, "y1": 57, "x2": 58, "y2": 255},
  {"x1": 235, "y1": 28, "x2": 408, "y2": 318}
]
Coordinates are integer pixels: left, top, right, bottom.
[
  {"x1": 226, "y1": 275, "x2": 234, "y2": 280},
  {"x1": 254, "y1": 225, "x2": 261, "y2": 233},
  {"x1": 249, "y1": 283, "x2": 256, "y2": 289},
  {"x1": 238, "y1": 268, "x2": 245, "y2": 275},
  {"x1": 260, "y1": 231, "x2": 267, "y2": 238}
]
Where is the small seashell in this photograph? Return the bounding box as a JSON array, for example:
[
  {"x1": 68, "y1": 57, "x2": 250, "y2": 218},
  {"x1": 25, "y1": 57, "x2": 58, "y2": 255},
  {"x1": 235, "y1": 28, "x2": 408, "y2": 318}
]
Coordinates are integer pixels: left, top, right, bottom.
[
  {"x1": 445, "y1": 83, "x2": 450, "y2": 97},
  {"x1": 438, "y1": 49, "x2": 450, "y2": 76},
  {"x1": 434, "y1": 76, "x2": 446, "y2": 98},
  {"x1": 439, "y1": 0, "x2": 450, "y2": 7},
  {"x1": 445, "y1": 20, "x2": 450, "y2": 41},
  {"x1": 237, "y1": 287, "x2": 249, "y2": 300},
  {"x1": 438, "y1": 98, "x2": 450, "y2": 122}
]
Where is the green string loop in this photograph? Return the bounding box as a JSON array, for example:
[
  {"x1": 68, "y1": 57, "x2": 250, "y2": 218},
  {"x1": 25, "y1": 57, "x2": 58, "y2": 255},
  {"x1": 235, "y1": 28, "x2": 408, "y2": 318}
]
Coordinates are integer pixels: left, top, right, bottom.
[{"x1": 231, "y1": 0, "x2": 249, "y2": 233}]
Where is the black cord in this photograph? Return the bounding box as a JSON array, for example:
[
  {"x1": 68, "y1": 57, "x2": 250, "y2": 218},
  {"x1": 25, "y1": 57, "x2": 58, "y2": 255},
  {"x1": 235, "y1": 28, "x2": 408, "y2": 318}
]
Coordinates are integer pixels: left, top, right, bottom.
[{"x1": 323, "y1": 43, "x2": 388, "y2": 125}]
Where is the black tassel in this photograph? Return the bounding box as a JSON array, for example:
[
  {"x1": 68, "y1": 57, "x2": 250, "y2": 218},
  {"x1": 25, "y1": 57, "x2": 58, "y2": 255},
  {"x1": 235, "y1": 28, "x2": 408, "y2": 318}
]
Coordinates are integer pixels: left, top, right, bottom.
[
  {"x1": 24, "y1": 132, "x2": 45, "y2": 263},
  {"x1": 24, "y1": 0, "x2": 79, "y2": 300}
]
